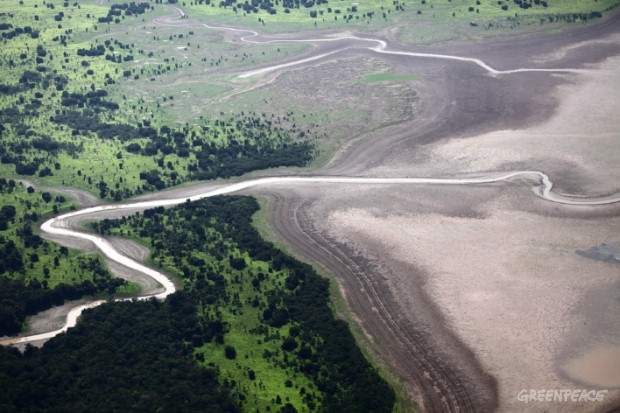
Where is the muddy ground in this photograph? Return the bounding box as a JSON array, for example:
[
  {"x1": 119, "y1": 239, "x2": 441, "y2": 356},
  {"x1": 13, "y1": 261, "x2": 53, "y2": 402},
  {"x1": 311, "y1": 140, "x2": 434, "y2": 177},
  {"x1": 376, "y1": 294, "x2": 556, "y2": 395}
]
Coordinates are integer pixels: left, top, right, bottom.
[{"x1": 242, "y1": 13, "x2": 620, "y2": 413}]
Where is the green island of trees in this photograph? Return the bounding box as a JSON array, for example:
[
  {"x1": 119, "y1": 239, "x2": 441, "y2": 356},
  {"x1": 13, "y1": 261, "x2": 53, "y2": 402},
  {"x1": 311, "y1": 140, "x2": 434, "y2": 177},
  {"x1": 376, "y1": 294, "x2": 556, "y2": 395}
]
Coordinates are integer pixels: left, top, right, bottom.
[
  {"x1": 0, "y1": 196, "x2": 395, "y2": 412},
  {"x1": 88, "y1": 196, "x2": 396, "y2": 412}
]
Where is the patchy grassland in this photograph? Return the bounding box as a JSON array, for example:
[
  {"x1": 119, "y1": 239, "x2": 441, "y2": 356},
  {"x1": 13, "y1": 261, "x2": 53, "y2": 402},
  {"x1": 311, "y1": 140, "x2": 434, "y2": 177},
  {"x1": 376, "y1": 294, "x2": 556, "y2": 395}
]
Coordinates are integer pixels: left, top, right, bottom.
[
  {"x1": 0, "y1": 180, "x2": 102, "y2": 288},
  {"x1": 178, "y1": 0, "x2": 620, "y2": 42},
  {"x1": 1, "y1": 0, "x2": 617, "y2": 199},
  {"x1": 0, "y1": 0, "x2": 314, "y2": 199}
]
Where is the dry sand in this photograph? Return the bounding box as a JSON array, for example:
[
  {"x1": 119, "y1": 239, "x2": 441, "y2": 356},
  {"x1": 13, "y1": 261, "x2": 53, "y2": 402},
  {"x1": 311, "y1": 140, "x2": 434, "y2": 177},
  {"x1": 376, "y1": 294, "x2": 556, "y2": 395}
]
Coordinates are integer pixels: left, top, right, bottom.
[
  {"x1": 324, "y1": 196, "x2": 620, "y2": 412},
  {"x1": 306, "y1": 30, "x2": 620, "y2": 413},
  {"x1": 563, "y1": 345, "x2": 620, "y2": 389},
  {"x1": 430, "y1": 51, "x2": 620, "y2": 195}
]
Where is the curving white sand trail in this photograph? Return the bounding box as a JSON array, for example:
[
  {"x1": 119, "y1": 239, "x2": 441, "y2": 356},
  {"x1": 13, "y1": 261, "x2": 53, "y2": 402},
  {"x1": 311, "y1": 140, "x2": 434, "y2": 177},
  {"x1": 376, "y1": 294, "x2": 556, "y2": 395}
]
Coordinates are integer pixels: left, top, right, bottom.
[
  {"x1": 1, "y1": 5, "x2": 616, "y2": 347},
  {"x1": 1, "y1": 171, "x2": 619, "y2": 346},
  {"x1": 0, "y1": 301, "x2": 106, "y2": 345},
  {"x1": 159, "y1": 6, "x2": 590, "y2": 78}
]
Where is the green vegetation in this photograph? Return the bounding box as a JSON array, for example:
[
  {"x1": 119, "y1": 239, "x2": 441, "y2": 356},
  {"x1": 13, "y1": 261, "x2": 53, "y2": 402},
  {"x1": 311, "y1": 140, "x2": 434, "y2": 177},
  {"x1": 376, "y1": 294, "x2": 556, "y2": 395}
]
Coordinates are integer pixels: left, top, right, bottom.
[
  {"x1": 253, "y1": 195, "x2": 418, "y2": 413},
  {"x1": 1, "y1": 0, "x2": 616, "y2": 200},
  {"x1": 0, "y1": 178, "x2": 128, "y2": 336},
  {"x1": 91, "y1": 196, "x2": 395, "y2": 412},
  {"x1": 0, "y1": 294, "x2": 240, "y2": 413},
  {"x1": 0, "y1": 0, "x2": 314, "y2": 199},
  {"x1": 183, "y1": 0, "x2": 620, "y2": 41},
  {"x1": 0, "y1": 0, "x2": 312, "y2": 341}
]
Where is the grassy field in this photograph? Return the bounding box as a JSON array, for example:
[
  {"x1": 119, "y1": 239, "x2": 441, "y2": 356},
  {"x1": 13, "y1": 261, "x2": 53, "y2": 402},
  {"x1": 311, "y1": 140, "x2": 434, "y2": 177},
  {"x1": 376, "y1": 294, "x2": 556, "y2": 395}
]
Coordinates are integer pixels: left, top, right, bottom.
[
  {"x1": 177, "y1": 0, "x2": 620, "y2": 42},
  {"x1": 1, "y1": 181, "x2": 92, "y2": 287},
  {"x1": 196, "y1": 258, "x2": 317, "y2": 412},
  {"x1": 0, "y1": 179, "x2": 140, "y2": 292},
  {"x1": 0, "y1": 0, "x2": 315, "y2": 199}
]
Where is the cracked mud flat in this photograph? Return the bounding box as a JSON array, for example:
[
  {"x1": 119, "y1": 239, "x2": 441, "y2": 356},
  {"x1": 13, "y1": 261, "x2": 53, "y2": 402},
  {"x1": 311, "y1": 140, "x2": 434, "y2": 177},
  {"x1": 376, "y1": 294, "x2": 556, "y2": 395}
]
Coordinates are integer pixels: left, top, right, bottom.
[
  {"x1": 322, "y1": 190, "x2": 620, "y2": 413},
  {"x1": 253, "y1": 14, "x2": 620, "y2": 413}
]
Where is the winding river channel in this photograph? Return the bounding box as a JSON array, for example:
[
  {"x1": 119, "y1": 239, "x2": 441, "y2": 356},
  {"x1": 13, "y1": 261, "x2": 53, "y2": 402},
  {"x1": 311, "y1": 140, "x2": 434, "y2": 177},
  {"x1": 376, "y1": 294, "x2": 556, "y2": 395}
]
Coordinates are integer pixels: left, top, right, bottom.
[
  {"x1": 157, "y1": 5, "x2": 593, "y2": 79},
  {"x1": 3, "y1": 6, "x2": 620, "y2": 413},
  {"x1": 1, "y1": 171, "x2": 618, "y2": 346},
  {"x1": 2, "y1": 8, "x2": 620, "y2": 413}
]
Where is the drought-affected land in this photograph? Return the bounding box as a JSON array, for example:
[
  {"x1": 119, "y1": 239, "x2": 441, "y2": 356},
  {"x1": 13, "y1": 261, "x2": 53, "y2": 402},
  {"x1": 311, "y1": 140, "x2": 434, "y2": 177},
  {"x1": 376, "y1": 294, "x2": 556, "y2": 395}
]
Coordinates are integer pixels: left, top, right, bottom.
[{"x1": 1, "y1": 1, "x2": 620, "y2": 412}]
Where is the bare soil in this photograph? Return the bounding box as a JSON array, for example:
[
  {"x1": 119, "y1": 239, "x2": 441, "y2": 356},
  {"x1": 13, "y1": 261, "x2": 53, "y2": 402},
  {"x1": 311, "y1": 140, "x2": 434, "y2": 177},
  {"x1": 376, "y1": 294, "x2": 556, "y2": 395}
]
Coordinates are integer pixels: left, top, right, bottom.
[{"x1": 246, "y1": 12, "x2": 620, "y2": 413}]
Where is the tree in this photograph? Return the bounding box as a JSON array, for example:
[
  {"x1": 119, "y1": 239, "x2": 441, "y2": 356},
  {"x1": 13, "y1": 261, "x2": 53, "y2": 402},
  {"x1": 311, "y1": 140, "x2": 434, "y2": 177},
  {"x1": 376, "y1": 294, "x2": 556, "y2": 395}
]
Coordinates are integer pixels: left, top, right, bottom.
[
  {"x1": 280, "y1": 403, "x2": 298, "y2": 413},
  {"x1": 281, "y1": 336, "x2": 297, "y2": 352},
  {"x1": 224, "y1": 345, "x2": 237, "y2": 360},
  {"x1": 0, "y1": 205, "x2": 16, "y2": 219},
  {"x1": 98, "y1": 181, "x2": 108, "y2": 198}
]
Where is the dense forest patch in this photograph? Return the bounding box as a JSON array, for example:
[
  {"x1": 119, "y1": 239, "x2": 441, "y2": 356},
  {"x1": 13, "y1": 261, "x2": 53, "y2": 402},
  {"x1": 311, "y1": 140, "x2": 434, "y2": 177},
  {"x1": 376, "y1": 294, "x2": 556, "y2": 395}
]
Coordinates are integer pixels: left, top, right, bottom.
[
  {"x1": 0, "y1": 295, "x2": 240, "y2": 413},
  {"x1": 91, "y1": 196, "x2": 396, "y2": 412}
]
